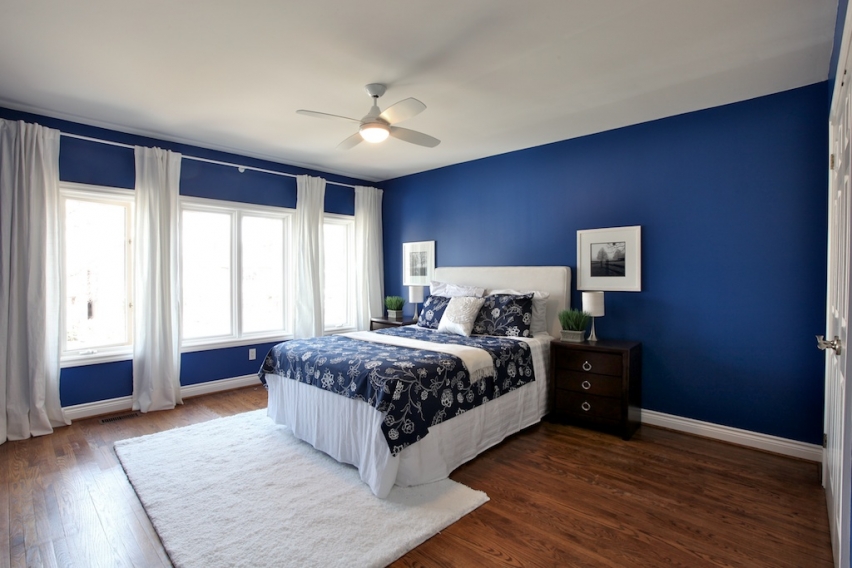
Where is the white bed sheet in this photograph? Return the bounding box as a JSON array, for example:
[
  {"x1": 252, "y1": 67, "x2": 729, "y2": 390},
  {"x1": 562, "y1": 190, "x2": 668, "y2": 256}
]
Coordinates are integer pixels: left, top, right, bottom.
[{"x1": 265, "y1": 333, "x2": 551, "y2": 498}]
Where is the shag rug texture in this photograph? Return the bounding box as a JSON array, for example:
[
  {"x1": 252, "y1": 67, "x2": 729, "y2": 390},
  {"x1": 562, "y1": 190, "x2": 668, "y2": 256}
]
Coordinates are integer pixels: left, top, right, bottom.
[{"x1": 114, "y1": 409, "x2": 488, "y2": 568}]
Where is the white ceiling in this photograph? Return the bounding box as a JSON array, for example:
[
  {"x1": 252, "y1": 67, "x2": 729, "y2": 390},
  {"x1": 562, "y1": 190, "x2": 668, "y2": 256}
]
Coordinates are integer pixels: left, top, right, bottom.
[{"x1": 0, "y1": 0, "x2": 838, "y2": 182}]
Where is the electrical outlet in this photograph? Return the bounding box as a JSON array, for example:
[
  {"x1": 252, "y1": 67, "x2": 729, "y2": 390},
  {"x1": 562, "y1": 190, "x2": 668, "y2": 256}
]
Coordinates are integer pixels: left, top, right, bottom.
[{"x1": 249, "y1": 348, "x2": 256, "y2": 361}]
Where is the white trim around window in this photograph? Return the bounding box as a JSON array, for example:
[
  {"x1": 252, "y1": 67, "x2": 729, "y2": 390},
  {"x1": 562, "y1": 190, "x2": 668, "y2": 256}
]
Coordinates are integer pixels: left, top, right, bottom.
[
  {"x1": 179, "y1": 196, "x2": 295, "y2": 350},
  {"x1": 59, "y1": 182, "x2": 135, "y2": 367},
  {"x1": 323, "y1": 213, "x2": 357, "y2": 333},
  {"x1": 58, "y1": 189, "x2": 359, "y2": 363}
]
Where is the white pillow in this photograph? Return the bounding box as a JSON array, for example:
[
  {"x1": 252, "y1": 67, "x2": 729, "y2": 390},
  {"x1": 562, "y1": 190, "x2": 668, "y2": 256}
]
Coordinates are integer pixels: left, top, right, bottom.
[
  {"x1": 430, "y1": 280, "x2": 486, "y2": 298},
  {"x1": 488, "y1": 288, "x2": 551, "y2": 335},
  {"x1": 438, "y1": 296, "x2": 486, "y2": 337}
]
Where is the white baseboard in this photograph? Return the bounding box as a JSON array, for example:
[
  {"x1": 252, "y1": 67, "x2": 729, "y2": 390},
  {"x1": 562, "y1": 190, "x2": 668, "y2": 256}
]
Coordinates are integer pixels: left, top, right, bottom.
[
  {"x1": 641, "y1": 409, "x2": 822, "y2": 462},
  {"x1": 180, "y1": 374, "x2": 261, "y2": 399},
  {"x1": 62, "y1": 374, "x2": 262, "y2": 421},
  {"x1": 63, "y1": 395, "x2": 134, "y2": 422}
]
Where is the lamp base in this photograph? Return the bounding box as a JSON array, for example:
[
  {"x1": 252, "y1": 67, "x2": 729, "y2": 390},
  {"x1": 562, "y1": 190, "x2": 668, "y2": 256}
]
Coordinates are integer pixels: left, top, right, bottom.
[{"x1": 589, "y1": 318, "x2": 598, "y2": 342}]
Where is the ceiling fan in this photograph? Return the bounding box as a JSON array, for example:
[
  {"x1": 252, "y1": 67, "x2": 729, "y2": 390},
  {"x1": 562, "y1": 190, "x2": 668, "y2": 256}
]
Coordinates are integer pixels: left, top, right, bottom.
[{"x1": 297, "y1": 84, "x2": 440, "y2": 150}]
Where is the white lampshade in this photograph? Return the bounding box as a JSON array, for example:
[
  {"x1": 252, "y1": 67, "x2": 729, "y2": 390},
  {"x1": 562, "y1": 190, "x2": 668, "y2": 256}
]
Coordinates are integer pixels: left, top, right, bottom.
[
  {"x1": 359, "y1": 122, "x2": 390, "y2": 143},
  {"x1": 582, "y1": 291, "x2": 605, "y2": 317},
  {"x1": 408, "y1": 285, "x2": 425, "y2": 304}
]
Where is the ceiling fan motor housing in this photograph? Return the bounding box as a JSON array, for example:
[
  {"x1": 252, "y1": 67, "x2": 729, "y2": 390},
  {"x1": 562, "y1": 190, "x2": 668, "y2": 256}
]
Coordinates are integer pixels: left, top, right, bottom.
[{"x1": 364, "y1": 83, "x2": 387, "y2": 99}]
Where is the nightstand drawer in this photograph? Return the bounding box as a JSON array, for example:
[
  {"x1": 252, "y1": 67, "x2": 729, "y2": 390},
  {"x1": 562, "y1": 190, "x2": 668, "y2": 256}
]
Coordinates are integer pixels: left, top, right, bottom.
[
  {"x1": 554, "y1": 350, "x2": 622, "y2": 377},
  {"x1": 554, "y1": 370, "x2": 622, "y2": 398},
  {"x1": 555, "y1": 391, "x2": 622, "y2": 421}
]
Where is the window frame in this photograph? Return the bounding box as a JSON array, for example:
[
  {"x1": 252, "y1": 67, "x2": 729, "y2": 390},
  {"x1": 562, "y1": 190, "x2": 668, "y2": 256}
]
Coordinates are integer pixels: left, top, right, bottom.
[
  {"x1": 179, "y1": 196, "x2": 294, "y2": 352},
  {"x1": 57, "y1": 186, "x2": 361, "y2": 364},
  {"x1": 59, "y1": 182, "x2": 135, "y2": 368}
]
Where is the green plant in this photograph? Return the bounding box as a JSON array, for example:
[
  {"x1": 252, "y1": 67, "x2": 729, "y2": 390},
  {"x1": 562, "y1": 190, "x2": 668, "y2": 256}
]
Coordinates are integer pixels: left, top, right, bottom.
[
  {"x1": 558, "y1": 309, "x2": 590, "y2": 331},
  {"x1": 385, "y1": 296, "x2": 405, "y2": 310}
]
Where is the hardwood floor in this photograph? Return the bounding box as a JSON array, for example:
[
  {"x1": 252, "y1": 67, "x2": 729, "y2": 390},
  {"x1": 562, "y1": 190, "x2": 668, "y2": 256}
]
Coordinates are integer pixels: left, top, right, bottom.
[
  {"x1": 398, "y1": 424, "x2": 832, "y2": 567},
  {"x1": 1, "y1": 386, "x2": 832, "y2": 568}
]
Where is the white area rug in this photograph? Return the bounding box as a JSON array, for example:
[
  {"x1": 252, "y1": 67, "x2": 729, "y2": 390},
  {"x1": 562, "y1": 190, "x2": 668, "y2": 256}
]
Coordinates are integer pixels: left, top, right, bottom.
[{"x1": 114, "y1": 409, "x2": 488, "y2": 568}]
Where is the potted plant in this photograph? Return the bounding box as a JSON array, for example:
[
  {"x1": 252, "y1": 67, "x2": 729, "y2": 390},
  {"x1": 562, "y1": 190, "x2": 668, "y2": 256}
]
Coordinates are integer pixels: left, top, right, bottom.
[
  {"x1": 385, "y1": 296, "x2": 405, "y2": 320},
  {"x1": 558, "y1": 309, "x2": 590, "y2": 342}
]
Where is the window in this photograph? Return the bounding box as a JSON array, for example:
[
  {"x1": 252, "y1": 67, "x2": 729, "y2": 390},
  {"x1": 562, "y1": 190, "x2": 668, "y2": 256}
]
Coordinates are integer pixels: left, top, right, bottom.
[
  {"x1": 242, "y1": 215, "x2": 286, "y2": 334},
  {"x1": 57, "y1": 184, "x2": 360, "y2": 363},
  {"x1": 323, "y1": 216, "x2": 355, "y2": 330},
  {"x1": 181, "y1": 209, "x2": 232, "y2": 339},
  {"x1": 60, "y1": 183, "x2": 134, "y2": 365},
  {"x1": 180, "y1": 198, "x2": 291, "y2": 348},
  {"x1": 180, "y1": 198, "x2": 356, "y2": 346}
]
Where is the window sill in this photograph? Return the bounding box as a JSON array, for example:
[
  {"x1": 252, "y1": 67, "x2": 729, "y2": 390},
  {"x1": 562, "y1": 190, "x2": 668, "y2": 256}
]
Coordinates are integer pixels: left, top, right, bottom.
[
  {"x1": 61, "y1": 350, "x2": 133, "y2": 368},
  {"x1": 60, "y1": 328, "x2": 358, "y2": 366},
  {"x1": 325, "y1": 327, "x2": 357, "y2": 335},
  {"x1": 181, "y1": 335, "x2": 292, "y2": 353}
]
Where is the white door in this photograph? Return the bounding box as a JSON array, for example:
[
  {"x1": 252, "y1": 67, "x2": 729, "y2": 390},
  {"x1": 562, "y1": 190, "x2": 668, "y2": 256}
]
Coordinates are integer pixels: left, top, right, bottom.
[{"x1": 825, "y1": 51, "x2": 852, "y2": 568}]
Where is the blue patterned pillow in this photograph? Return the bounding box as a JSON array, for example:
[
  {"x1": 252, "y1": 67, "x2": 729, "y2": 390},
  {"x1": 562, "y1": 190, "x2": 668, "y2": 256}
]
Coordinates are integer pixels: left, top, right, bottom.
[
  {"x1": 473, "y1": 293, "x2": 534, "y2": 337},
  {"x1": 417, "y1": 295, "x2": 451, "y2": 329}
]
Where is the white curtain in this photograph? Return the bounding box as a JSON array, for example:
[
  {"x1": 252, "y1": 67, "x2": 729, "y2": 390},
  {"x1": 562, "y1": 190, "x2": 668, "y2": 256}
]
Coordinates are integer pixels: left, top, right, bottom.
[
  {"x1": 132, "y1": 146, "x2": 182, "y2": 412},
  {"x1": 0, "y1": 119, "x2": 68, "y2": 444},
  {"x1": 354, "y1": 186, "x2": 384, "y2": 330},
  {"x1": 294, "y1": 175, "x2": 326, "y2": 338}
]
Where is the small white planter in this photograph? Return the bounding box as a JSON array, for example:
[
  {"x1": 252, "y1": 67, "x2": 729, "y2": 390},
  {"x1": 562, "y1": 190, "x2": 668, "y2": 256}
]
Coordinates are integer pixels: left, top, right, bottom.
[
  {"x1": 387, "y1": 309, "x2": 403, "y2": 320},
  {"x1": 560, "y1": 329, "x2": 586, "y2": 342}
]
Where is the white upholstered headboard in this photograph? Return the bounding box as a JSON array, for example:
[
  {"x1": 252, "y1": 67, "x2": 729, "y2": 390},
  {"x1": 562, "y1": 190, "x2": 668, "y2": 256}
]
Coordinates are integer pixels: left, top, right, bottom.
[{"x1": 432, "y1": 266, "x2": 571, "y2": 338}]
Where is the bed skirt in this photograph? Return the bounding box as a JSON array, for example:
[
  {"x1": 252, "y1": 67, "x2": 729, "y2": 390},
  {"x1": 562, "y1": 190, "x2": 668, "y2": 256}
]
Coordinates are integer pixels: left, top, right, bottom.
[{"x1": 264, "y1": 336, "x2": 550, "y2": 497}]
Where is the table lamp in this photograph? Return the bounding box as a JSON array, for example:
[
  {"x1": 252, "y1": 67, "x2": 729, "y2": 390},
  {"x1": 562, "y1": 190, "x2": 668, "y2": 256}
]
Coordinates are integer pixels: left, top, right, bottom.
[
  {"x1": 409, "y1": 285, "x2": 425, "y2": 320},
  {"x1": 582, "y1": 291, "x2": 605, "y2": 342}
]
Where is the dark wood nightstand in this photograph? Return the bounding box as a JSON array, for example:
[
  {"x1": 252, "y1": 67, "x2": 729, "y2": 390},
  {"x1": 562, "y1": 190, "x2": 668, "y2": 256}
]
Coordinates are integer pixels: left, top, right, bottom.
[
  {"x1": 370, "y1": 317, "x2": 418, "y2": 331},
  {"x1": 549, "y1": 339, "x2": 642, "y2": 440}
]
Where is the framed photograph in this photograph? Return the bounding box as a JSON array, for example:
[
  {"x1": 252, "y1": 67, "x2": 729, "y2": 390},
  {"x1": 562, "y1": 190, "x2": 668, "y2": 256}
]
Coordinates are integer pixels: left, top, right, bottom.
[
  {"x1": 402, "y1": 241, "x2": 435, "y2": 286},
  {"x1": 577, "y1": 226, "x2": 641, "y2": 291}
]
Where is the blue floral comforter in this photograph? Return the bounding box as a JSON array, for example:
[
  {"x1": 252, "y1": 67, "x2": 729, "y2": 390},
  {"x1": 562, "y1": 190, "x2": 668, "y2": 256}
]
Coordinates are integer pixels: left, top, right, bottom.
[{"x1": 258, "y1": 326, "x2": 535, "y2": 455}]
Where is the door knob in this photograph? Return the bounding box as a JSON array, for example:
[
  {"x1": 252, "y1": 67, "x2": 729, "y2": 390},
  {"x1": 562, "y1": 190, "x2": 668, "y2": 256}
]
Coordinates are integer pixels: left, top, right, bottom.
[{"x1": 817, "y1": 335, "x2": 843, "y2": 355}]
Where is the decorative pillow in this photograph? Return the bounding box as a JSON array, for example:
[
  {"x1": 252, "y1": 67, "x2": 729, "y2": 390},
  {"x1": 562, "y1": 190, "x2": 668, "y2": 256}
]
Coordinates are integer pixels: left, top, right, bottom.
[
  {"x1": 437, "y1": 296, "x2": 486, "y2": 337},
  {"x1": 429, "y1": 280, "x2": 486, "y2": 298},
  {"x1": 473, "y1": 293, "x2": 534, "y2": 337},
  {"x1": 416, "y1": 295, "x2": 451, "y2": 329},
  {"x1": 488, "y1": 288, "x2": 550, "y2": 335}
]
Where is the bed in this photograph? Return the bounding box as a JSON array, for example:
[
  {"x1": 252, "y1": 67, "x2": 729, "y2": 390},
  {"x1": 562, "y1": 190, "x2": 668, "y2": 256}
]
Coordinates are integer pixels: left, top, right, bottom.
[{"x1": 260, "y1": 266, "x2": 571, "y2": 497}]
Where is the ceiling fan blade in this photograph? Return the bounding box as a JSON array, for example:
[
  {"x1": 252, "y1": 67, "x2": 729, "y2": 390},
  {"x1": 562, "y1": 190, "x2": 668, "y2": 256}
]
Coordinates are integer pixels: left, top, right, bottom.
[
  {"x1": 336, "y1": 132, "x2": 363, "y2": 150},
  {"x1": 389, "y1": 126, "x2": 440, "y2": 148},
  {"x1": 379, "y1": 98, "x2": 426, "y2": 125},
  {"x1": 296, "y1": 109, "x2": 360, "y2": 124}
]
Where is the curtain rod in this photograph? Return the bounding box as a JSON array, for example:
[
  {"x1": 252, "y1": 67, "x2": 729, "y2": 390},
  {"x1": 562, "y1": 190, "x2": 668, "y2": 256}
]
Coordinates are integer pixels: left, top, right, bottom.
[{"x1": 59, "y1": 132, "x2": 361, "y2": 190}]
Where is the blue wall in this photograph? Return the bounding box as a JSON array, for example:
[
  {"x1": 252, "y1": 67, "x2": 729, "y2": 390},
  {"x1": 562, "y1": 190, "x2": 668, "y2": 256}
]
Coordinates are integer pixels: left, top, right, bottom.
[
  {"x1": 382, "y1": 83, "x2": 828, "y2": 445},
  {"x1": 0, "y1": 106, "x2": 370, "y2": 407}
]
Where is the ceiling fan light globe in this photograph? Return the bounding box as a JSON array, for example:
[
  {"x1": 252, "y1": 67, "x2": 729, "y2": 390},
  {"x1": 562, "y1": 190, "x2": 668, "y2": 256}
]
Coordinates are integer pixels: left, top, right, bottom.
[{"x1": 360, "y1": 123, "x2": 390, "y2": 143}]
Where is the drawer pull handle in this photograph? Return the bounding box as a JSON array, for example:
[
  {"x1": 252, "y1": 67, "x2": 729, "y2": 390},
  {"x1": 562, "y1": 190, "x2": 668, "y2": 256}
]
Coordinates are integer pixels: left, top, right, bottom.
[
  {"x1": 581, "y1": 380, "x2": 591, "y2": 390},
  {"x1": 582, "y1": 361, "x2": 592, "y2": 372},
  {"x1": 581, "y1": 401, "x2": 591, "y2": 412}
]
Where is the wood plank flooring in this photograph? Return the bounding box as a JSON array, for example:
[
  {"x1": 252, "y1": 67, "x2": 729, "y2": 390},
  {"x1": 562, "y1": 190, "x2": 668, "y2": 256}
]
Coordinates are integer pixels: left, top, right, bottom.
[{"x1": 0, "y1": 386, "x2": 832, "y2": 567}]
